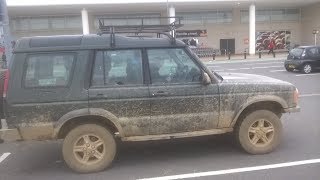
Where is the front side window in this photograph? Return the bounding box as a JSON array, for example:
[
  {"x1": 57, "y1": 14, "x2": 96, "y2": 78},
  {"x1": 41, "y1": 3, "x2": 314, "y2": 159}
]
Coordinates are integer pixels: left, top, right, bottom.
[
  {"x1": 24, "y1": 53, "x2": 75, "y2": 87},
  {"x1": 91, "y1": 49, "x2": 143, "y2": 86},
  {"x1": 147, "y1": 48, "x2": 202, "y2": 84}
]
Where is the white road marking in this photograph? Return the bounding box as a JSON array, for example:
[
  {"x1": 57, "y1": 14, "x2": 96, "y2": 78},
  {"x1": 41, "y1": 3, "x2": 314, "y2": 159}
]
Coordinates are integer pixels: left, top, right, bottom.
[
  {"x1": 246, "y1": 62, "x2": 283, "y2": 66},
  {"x1": 0, "y1": 153, "x2": 11, "y2": 164},
  {"x1": 239, "y1": 68, "x2": 251, "y2": 70},
  {"x1": 270, "y1": 70, "x2": 287, "y2": 72},
  {"x1": 215, "y1": 70, "x2": 225, "y2": 72},
  {"x1": 300, "y1": 94, "x2": 320, "y2": 97},
  {"x1": 226, "y1": 69, "x2": 238, "y2": 71},
  {"x1": 138, "y1": 158, "x2": 320, "y2": 180},
  {"x1": 252, "y1": 66, "x2": 283, "y2": 69},
  {"x1": 209, "y1": 66, "x2": 221, "y2": 68},
  {"x1": 295, "y1": 73, "x2": 320, "y2": 77}
]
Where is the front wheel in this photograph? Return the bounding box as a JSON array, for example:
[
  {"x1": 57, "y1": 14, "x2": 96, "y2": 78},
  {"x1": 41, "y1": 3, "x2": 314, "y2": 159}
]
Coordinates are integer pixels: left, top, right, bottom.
[
  {"x1": 62, "y1": 124, "x2": 117, "y2": 173},
  {"x1": 235, "y1": 110, "x2": 282, "y2": 154},
  {"x1": 285, "y1": 66, "x2": 293, "y2": 72}
]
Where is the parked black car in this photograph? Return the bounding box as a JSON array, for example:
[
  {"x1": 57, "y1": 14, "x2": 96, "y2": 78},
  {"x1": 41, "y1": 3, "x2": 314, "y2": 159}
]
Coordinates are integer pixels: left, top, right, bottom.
[{"x1": 285, "y1": 46, "x2": 320, "y2": 73}]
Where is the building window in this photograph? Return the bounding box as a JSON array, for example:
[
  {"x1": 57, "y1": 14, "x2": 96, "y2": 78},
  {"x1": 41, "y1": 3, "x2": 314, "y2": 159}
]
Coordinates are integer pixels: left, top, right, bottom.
[
  {"x1": 177, "y1": 10, "x2": 233, "y2": 25},
  {"x1": 95, "y1": 14, "x2": 161, "y2": 29},
  {"x1": 240, "y1": 8, "x2": 300, "y2": 23},
  {"x1": 10, "y1": 15, "x2": 82, "y2": 32},
  {"x1": 30, "y1": 18, "x2": 49, "y2": 30}
]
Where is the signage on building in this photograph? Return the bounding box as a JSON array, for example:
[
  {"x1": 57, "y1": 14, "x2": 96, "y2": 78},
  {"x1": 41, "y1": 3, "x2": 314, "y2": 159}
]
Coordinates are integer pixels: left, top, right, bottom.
[{"x1": 176, "y1": 30, "x2": 207, "y2": 38}]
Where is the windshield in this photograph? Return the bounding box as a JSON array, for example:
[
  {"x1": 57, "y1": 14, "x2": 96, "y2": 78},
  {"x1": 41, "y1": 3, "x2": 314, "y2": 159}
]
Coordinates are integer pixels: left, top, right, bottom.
[{"x1": 290, "y1": 48, "x2": 304, "y2": 57}]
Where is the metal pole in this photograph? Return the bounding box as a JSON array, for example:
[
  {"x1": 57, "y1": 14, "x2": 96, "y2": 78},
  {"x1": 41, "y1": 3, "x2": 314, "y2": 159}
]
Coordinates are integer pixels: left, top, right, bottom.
[
  {"x1": 0, "y1": 0, "x2": 12, "y2": 66},
  {"x1": 315, "y1": 34, "x2": 317, "y2": 46}
]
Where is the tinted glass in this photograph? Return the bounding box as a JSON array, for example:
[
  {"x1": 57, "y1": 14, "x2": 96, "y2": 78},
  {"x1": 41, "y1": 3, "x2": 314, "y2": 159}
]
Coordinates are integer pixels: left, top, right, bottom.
[
  {"x1": 25, "y1": 53, "x2": 74, "y2": 87},
  {"x1": 91, "y1": 50, "x2": 143, "y2": 86},
  {"x1": 290, "y1": 48, "x2": 304, "y2": 57},
  {"x1": 308, "y1": 47, "x2": 319, "y2": 57},
  {"x1": 147, "y1": 48, "x2": 201, "y2": 84}
]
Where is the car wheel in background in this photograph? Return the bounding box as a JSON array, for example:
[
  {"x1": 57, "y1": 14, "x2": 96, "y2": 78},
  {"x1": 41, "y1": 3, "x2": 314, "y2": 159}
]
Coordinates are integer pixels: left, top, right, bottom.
[{"x1": 302, "y1": 64, "x2": 312, "y2": 74}]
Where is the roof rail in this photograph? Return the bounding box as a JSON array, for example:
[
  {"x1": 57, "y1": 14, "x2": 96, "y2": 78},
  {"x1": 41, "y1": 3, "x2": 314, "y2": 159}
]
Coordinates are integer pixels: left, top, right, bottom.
[{"x1": 97, "y1": 16, "x2": 183, "y2": 47}]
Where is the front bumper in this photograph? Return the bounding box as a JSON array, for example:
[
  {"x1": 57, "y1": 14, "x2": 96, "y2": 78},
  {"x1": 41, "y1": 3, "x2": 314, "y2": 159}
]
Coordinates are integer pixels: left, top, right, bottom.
[
  {"x1": 284, "y1": 106, "x2": 301, "y2": 113},
  {"x1": 284, "y1": 61, "x2": 302, "y2": 69}
]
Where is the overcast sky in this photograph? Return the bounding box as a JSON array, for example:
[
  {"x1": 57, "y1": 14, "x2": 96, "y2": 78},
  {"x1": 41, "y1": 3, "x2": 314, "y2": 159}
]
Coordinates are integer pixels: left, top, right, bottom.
[{"x1": 7, "y1": 0, "x2": 239, "y2": 6}]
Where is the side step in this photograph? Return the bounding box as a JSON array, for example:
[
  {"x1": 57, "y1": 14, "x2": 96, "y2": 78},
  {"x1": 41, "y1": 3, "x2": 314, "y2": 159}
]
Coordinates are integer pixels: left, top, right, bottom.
[{"x1": 121, "y1": 128, "x2": 233, "y2": 142}]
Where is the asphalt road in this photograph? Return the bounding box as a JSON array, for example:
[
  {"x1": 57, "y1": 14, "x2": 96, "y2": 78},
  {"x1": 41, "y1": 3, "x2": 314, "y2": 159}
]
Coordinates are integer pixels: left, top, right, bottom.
[{"x1": 1, "y1": 59, "x2": 320, "y2": 180}]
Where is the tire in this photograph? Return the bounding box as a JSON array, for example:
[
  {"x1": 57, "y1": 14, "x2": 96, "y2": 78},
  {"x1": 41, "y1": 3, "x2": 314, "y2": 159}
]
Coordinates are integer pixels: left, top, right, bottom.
[
  {"x1": 302, "y1": 63, "x2": 312, "y2": 74},
  {"x1": 235, "y1": 110, "x2": 282, "y2": 154},
  {"x1": 62, "y1": 124, "x2": 117, "y2": 173}
]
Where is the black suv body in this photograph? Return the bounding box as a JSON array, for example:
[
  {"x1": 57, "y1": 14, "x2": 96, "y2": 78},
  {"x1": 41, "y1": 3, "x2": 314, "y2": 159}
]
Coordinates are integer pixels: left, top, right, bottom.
[
  {"x1": 0, "y1": 34, "x2": 300, "y2": 173},
  {"x1": 285, "y1": 46, "x2": 320, "y2": 73}
]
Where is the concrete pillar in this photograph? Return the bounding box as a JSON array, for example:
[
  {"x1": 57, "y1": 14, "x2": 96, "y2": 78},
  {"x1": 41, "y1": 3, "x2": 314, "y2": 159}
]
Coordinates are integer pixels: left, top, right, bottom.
[
  {"x1": 81, "y1": 8, "x2": 90, "y2": 35},
  {"x1": 249, "y1": 3, "x2": 256, "y2": 55},
  {"x1": 168, "y1": 5, "x2": 175, "y2": 24}
]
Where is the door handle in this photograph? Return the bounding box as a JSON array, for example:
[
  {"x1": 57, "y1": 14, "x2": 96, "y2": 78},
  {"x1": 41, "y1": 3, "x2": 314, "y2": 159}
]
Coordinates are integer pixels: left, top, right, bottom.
[{"x1": 152, "y1": 91, "x2": 169, "y2": 97}]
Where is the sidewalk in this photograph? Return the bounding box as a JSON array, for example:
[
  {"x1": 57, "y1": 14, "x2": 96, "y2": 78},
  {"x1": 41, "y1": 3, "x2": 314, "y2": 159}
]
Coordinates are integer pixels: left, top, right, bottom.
[{"x1": 200, "y1": 52, "x2": 288, "y2": 63}]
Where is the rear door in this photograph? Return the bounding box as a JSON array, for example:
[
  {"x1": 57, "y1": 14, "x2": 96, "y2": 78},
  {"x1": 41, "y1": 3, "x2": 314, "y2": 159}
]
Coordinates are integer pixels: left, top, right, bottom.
[
  {"x1": 5, "y1": 51, "x2": 89, "y2": 131},
  {"x1": 146, "y1": 48, "x2": 220, "y2": 135},
  {"x1": 307, "y1": 47, "x2": 320, "y2": 68},
  {"x1": 88, "y1": 49, "x2": 151, "y2": 137}
]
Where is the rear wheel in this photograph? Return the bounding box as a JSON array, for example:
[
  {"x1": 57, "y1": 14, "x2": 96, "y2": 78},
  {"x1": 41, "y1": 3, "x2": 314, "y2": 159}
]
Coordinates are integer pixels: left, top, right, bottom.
[
  {"x1": 62, "y1": 124, "x2": 116, "y2": 173},
  {"x1": 235, "y1": 110, "x2": 282, "y2": 154},
  {"x1": 302, "y1": 63, "x2": 312, "y2": 74}
]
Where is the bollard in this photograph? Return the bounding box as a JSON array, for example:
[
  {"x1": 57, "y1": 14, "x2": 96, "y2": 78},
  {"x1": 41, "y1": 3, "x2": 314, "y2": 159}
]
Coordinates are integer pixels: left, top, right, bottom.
[
  {"x1": 212, "y1": 53, "x2": 216, "y2": 60},
  {"x1": 228, "y1": 51, "x2": 231, "y2": 60},
  {"x1": 244, "y1": 51, "x2": 247, "y2": 59},
  {"x1": 259, "y1": 51, "x2": 262, "y2": 59},
  {"x1": 273, "y1": 52, "x2": 276, "y2": 58}
]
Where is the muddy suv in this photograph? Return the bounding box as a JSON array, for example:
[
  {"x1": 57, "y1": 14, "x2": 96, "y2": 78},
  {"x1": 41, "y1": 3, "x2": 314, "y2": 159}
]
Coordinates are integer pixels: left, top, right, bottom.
[{"x1": 0, "y1": 33, "x2": 300, "y2": 173}]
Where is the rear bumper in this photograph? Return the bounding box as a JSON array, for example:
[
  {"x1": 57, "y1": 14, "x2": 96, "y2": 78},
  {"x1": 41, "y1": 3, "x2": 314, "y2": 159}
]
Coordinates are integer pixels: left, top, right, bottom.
[
  {"x1": 284, "y1": 106, "x2": 301, "y2": 113},
  {"x1": 0, "y1": 120, "x2": 54, "y2": 142},
  {"x1": 0, "y1": 128, "x2": 21, "y2": 142}
]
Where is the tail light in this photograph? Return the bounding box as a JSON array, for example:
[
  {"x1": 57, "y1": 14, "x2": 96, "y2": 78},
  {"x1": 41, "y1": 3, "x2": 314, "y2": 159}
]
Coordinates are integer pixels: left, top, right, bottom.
[
  {"x1": 293, "y1": 88, "x2": 299, "y2": 106},
  {"x1": 3, "y1": 69, "x2": 9, "y2": 98}
]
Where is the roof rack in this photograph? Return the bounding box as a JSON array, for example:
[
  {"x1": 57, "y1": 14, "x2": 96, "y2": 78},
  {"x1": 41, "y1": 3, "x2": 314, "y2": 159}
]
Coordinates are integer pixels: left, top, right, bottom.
[{"x1": 97, "y1": 17, "x2": 183, "y2": 47}]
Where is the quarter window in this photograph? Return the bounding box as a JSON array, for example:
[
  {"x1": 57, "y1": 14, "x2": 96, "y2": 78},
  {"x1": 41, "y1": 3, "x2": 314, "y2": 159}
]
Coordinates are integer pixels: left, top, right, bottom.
[
  {"x1": 24, "y1": 53, "x2": 75, "y2": 87},
  {"x1": 91, "y1": 50, "x2": 143, "y2": 86},
  {"x1": 147, "y1": 48, "x2": 202, "y2": 84}
]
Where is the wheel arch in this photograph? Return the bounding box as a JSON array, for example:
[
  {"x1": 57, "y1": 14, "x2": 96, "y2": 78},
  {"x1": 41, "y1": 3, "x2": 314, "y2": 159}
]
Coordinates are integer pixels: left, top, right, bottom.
[
  {"x1": 53, "y1": 108, "x2": 124, "y2": 139},
  {"x1": 231, "y1": 95, "x2": 287, "y2": 127}
]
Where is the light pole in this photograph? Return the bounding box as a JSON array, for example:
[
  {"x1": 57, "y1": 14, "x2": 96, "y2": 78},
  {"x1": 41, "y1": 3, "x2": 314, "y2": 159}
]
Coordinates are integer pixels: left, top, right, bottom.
[{"x1": 312, "y1": 30, "x2": 319, "y2": 46}]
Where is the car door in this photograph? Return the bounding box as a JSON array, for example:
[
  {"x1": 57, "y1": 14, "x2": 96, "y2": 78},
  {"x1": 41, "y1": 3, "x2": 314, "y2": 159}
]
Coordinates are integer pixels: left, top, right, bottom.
[
  {"x1": 5, "y1": 51, "x2": 89, "y2": 133},
  {"x1": 307, "y1": 47, "x2": 320, "y2": 69},
  {"x1": 88, "y1": 49, "x2": 151, "y2": 137},
  {"x1": 146, "y1": 48, "x2": 220, "y2": 135}
]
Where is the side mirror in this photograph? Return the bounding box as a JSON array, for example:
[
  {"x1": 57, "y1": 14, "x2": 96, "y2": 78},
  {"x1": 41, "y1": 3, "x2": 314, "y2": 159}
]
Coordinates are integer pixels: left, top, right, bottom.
[{"x1": 202, "y1": 72, "x2": 211, "y2": 85}]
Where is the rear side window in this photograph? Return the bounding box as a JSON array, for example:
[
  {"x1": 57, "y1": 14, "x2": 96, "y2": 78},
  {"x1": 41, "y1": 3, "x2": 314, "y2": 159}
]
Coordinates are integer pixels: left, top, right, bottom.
[
  {"x1": 24, "y1": 53, "x2": 75, "y2": 88},
  {"x1": 307, "y1": 47, "x2": 319, "y2": 57},
  {"x1": 91, "y1": 49, "x2": 143, "y2": 86}
]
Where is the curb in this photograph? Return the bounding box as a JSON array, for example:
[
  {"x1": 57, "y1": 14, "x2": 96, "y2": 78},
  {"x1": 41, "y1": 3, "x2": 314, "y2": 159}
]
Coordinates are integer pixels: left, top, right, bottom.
[{"x1": 203, "y1": 58, "x2": 286, "y2": 64}]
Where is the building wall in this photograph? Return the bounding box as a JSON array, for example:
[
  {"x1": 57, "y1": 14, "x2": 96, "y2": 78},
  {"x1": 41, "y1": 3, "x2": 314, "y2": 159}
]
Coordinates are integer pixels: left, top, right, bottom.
[
  {"x1": 301, "y1": 2, "x2": 320, "y2": 45},
  {"x1": 9, "y1": 7, "x2": 303, "y2": 54},
  {"x1": 178, "y1": 8, "x2": 301, "y2": 54}
]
